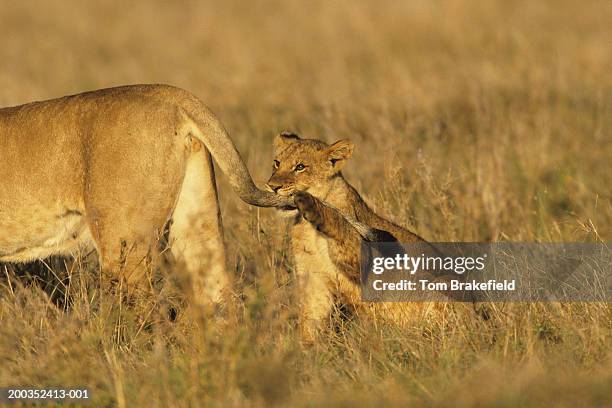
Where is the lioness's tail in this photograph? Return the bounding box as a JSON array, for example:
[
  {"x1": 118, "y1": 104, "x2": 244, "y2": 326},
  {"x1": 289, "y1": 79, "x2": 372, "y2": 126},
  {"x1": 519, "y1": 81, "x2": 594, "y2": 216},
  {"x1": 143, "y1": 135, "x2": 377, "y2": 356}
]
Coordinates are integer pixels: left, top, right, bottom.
[{"x1": 179, "y1": 97, "x2": 293, "y2": 208}]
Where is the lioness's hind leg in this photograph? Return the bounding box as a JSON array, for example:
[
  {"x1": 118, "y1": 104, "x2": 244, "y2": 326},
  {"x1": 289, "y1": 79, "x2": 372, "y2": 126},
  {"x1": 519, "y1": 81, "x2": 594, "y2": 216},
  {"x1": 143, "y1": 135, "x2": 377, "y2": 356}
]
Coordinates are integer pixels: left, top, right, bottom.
[
  {"x1": 170, "y1": 148, "x2": 228, "y2": 306},
  {"x1": 96, "y1": 238, "x2": 154, "y2": 290},
  {"x1": 86, "y1": 202, "x2": 167, "y2": 294},
  {"x1": 87, "y1": 213, "x2": 158, "y2": 297}
]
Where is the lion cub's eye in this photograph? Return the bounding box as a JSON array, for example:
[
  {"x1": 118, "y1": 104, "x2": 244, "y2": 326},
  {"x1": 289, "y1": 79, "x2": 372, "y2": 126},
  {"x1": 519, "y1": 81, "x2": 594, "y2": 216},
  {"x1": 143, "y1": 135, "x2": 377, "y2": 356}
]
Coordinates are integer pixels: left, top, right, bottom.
[
  {"x1": 294, "y1": 163, "x2": 306, "y2": 172},
  {"x1": 273, "y1": 160, "x2": 280, "y2": 169}
]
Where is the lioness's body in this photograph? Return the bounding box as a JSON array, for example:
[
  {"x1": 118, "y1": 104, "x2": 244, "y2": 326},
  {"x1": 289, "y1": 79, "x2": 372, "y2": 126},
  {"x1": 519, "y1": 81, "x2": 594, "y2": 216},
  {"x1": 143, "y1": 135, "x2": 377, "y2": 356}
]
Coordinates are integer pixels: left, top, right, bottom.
[
  {"x1": 0, "y1": 84, "x2": 291, "y2": 303},
  {"x1": 266, "y1": 132, "x2": 427, "y2": 339}
]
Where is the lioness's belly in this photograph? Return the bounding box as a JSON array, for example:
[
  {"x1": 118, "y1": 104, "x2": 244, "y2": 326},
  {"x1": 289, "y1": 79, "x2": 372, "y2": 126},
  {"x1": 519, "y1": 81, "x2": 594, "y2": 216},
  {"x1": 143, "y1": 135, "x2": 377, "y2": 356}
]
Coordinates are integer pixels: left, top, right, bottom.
[{"x1": 0, "y1": 203, "x2": 92, "y2": 263}]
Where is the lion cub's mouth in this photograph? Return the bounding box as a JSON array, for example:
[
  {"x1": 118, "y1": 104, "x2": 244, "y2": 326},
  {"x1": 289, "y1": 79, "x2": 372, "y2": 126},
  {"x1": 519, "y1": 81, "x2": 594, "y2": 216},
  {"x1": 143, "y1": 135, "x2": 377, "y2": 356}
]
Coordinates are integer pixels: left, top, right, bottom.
[
  {"x1": 276, "y1": 201, "x2": 298, "y2": 217},
  {"x1": 277, "y1": 193, "x2": 297, "y2": 211}
]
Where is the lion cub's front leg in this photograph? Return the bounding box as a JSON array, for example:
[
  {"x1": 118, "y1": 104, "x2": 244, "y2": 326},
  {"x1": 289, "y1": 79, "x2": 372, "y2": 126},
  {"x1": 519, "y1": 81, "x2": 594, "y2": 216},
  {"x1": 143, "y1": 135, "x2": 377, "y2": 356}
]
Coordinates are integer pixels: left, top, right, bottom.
[
  {"x1": 294, "y1": 192, "x2": 364, "y2": 282},
  {"x1": 294, "y1": 193, "x2": 362, "y2": 245},
  {"x1": 291, "y1": 192, "x2": 368, "y2": 343},
  {"x1": 290, "y1": 219, "x2": 335, "y2": 343}
]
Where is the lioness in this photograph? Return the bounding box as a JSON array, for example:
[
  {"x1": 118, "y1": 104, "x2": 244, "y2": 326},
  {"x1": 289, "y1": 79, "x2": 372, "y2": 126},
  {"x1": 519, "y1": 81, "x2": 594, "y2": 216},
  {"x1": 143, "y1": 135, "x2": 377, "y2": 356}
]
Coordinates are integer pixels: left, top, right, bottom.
[
  {"x1": 0, "y1": 84, "x2": 292, "y2": 304},
  {"x1": 266, "y1": 132, "x2": 432, "y2": 339}
]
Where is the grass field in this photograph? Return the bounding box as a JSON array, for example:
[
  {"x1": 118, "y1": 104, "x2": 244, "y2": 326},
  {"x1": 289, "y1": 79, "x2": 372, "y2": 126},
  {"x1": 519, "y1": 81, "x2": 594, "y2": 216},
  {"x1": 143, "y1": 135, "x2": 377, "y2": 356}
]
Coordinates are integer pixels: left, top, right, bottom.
[{"x1": 0, "y1": 1, "x2": 610, "y2": 406}]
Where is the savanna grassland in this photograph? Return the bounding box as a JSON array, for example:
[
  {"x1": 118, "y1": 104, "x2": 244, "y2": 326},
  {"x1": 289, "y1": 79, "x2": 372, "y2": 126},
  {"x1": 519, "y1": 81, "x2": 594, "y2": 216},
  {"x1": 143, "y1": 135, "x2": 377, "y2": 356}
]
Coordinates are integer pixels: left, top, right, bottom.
[{"x1": 0, "y1": 1, "x2": 610, "y2": 406}]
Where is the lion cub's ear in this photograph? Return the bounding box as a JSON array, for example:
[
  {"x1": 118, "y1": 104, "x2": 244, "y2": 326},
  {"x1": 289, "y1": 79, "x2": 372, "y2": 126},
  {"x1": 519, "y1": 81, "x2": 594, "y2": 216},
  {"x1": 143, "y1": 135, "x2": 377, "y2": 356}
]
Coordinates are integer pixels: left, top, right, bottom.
[
  {"x1": 274, "y1": 131, "x2": 301, "y2": 152},
  {"x1": 327, "y1": 139, "x2": 354, "y2": 170}
]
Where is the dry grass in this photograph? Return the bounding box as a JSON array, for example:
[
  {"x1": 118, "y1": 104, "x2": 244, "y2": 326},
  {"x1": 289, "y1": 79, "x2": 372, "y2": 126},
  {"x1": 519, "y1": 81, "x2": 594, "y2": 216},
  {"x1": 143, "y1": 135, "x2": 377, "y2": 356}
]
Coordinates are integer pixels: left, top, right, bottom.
[{"x1": 0, "y1": 0, "x2": 610, "y2": 406}]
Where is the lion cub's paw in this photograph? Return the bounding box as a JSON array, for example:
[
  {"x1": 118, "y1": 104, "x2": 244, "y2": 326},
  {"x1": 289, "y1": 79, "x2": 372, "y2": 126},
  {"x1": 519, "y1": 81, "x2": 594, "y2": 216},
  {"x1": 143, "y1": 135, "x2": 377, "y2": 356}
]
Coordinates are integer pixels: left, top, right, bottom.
[{"x1": 294, "y1": 192, "x2": 325, "y2": 228}]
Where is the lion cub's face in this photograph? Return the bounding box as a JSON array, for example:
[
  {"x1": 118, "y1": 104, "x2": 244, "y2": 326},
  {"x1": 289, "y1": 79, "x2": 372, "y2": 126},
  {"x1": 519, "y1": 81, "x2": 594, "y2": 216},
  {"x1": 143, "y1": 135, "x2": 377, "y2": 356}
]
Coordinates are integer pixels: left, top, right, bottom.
[{"x1": 266, "y1": 132, "x2": 354, "y2": 199}]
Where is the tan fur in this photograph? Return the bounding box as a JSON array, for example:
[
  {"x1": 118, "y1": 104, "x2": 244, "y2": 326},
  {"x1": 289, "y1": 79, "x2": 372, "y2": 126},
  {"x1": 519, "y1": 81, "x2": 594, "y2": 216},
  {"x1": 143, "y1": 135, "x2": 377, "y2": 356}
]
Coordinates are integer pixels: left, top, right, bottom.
[
  {"x1": 0, "y1": 84, "x2": 293, "y2": 305},
  {"x1": 267, "y1": 132, "x2": 430, "y2": 340}
]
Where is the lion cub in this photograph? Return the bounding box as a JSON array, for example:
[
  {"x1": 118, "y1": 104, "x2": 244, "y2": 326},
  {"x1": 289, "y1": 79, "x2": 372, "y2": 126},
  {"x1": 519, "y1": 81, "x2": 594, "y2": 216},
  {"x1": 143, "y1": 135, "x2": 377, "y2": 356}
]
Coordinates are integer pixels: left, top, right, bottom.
[{"x1": 266, "y1": 132, "x2": 428, "y2": 339}]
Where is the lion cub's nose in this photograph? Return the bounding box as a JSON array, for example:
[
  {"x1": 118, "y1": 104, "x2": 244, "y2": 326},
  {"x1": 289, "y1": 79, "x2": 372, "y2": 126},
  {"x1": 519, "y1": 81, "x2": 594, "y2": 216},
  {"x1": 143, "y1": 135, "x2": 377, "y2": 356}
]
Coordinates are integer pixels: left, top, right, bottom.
[{"x1": 266, "y1": 182, "x2": 283, "y2": 193}]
